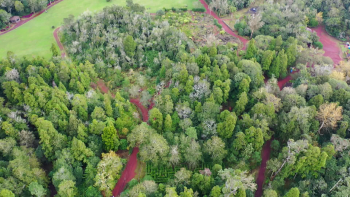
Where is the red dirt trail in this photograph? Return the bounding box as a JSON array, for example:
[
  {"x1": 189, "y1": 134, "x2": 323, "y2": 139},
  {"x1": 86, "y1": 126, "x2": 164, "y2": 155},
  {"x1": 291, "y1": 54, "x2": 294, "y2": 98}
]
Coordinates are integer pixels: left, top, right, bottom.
[
  {"x1": 312, "y1": 25, "x2": 342, "y2": 65},
  {"x1": 199, "y1": 0, "x2": 248, "y2": 49},
  {"x1": 0, "y1": 0, "x2": 64, "y2": 36},
  {"x1": 53, "y1": 27, "x2": 66, "y2": 58},
  {"x1": 254, "y1": 139, "x2": 272, "y2": 197},
  {"x1": 92, "y1": 79, "x2": 150, "y2": 197}
]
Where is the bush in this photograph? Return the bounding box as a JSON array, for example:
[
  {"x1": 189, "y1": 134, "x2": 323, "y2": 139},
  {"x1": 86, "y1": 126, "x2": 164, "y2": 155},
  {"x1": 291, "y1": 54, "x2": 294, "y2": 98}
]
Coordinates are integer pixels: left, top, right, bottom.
[
  {"x1": 179, "y1": 7, "x2": 187, "y2": 11},
  {"x1": 313, "y1": 41, "x2": 323, "y2": 49},
  {"x1": 156, "y1": 9, "x2": 165, "y2": 16},
  {"x1": 119, "y1": 139, "x2": 128, "y2": 150},
  {"x1": 308, "y1": 18, "x2": 318, "y2": 28},
  {"x1": 192, "y1": 8, "x2": 205, "y2": 12},
  {"x1": 171, "y1": 7, "x2": 176, "y2": 11},
  {"x1": 214, "y1": 19, "x2": 222, "y2": 29}
]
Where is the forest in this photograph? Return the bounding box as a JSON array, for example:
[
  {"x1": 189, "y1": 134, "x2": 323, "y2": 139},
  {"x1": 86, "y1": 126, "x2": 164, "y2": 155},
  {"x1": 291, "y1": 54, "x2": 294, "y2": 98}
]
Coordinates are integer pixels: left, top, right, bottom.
[{"x1": 1, "y1": 0, "x2": 350, "y2": 197}]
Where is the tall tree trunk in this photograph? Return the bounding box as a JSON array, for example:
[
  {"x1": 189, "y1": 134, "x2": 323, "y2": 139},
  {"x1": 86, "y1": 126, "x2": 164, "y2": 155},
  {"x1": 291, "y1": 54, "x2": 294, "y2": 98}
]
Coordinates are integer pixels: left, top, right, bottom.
[
  {"x1": 329, "y1": 178, "x2": 342, "y2": 193},
  {"x1": 318, "y1": 121, "x2": 325, "y2": 135}
]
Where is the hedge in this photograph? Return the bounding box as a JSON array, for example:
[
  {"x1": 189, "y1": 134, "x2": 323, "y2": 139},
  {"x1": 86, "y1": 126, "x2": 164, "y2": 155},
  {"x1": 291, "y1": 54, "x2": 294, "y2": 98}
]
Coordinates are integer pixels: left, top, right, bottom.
[
  {"x1": 192, "y1": 8, "x2": 206, "y2": 12},
  {"x1": 214, "y1": 19, "x2": 222, "y2": 29}
]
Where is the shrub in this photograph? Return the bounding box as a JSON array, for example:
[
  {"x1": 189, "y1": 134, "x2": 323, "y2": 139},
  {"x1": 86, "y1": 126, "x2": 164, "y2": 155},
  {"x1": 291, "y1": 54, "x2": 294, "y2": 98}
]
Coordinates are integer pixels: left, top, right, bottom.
[
  {"x1": 119, "y1": 139, "x2": 128, "y2": 150},
  {"x1": 308, "y1": 18, "x2": 318, "y2": 28},
  {"x1": 106, "y1": 0, "x2": 111, "y2": 2},
  {"x1": 192, "y1": 8, "x2": 205, "y2": 12},
  {"x1": 214, "y1": 19, "x2": 222, "y2": 29},
  {"x1": 156, "y1": 9, "x2": 165, "y2": 16},
  {"x1": 313, "y1": 41, "x2": 323, "y2": 49},
  {"x1": 220, "y1": 30, "x2": 225, "y2": 35},
  {"x1": 180, "y1": 7, "x2": 187, "y2": 11},
  {"x1": 171, "y1": 7, "x2": 176, "y2": 11}
]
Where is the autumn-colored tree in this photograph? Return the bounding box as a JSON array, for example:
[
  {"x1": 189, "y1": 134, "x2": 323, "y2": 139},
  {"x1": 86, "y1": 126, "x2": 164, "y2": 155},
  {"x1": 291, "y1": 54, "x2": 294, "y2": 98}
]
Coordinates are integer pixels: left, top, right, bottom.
[{"x1": 316, "y1": 103, "x2": 342, "y2": 134}]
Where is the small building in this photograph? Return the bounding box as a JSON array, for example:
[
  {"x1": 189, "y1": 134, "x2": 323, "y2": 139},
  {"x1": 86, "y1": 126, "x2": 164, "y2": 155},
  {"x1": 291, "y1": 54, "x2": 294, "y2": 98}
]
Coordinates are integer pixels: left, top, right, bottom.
[{"x1": 10, "y1": 16, "x2": 20, "y2": 24}]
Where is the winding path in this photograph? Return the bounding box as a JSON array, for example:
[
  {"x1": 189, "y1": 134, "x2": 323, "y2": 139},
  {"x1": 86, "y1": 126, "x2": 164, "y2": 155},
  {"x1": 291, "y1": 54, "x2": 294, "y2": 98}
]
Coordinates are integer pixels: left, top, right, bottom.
[
  {"x1": 91, "y1": 80, "x2": 150, "y2": 197},
  {"x1": 53, "y1": 27, "x2": 66, "y2": 58},
  {"x1": 198, "y1": 0, "x2": 248, "y2": 49},
  {"x1": 0, "y1": 0, "x2": 64, "y2": 36},
  {"x1": 72, "y1": 2, "x2": 341, "y2": 196}
]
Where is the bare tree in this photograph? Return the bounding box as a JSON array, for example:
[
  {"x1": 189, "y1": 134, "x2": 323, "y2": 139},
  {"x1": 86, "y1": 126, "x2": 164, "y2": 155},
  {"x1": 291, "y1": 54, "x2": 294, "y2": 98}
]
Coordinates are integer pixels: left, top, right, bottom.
[{"x1": 248, "y1": 14, "x2": 264, "y2": 39}]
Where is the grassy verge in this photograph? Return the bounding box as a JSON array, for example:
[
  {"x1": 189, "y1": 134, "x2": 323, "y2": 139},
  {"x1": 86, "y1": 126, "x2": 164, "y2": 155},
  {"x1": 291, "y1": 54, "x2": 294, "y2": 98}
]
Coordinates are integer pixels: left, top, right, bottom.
[{"x1": 0, "y1": 0, "x2": 198, "y2": 59}]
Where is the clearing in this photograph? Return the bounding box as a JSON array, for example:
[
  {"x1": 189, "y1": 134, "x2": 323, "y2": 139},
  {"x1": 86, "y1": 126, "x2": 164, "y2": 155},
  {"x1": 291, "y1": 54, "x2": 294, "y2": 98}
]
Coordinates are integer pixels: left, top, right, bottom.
[{"x1": 0, "y1": 0, "x2": 199, "y2": 59}]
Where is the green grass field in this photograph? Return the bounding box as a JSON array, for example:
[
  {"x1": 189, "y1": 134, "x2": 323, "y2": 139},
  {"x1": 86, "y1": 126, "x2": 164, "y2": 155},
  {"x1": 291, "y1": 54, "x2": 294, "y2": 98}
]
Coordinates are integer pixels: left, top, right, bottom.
[{"x1": 0, "y1": 0, "x2": 199, "y2": 59}]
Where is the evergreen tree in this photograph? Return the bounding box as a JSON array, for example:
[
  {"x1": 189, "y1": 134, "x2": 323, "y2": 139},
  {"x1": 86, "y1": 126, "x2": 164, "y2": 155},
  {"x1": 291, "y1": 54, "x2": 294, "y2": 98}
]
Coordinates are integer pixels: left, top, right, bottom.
[{"x1": 245, "y1": 39, "x2": 257, "y2": 59}]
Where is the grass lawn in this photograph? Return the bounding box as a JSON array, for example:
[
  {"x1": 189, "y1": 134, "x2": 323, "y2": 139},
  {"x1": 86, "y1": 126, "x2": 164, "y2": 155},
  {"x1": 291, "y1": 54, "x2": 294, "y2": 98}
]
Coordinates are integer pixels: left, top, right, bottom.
[{"x1": 0, "y1": 0, "x2": 199, "y2": 59}]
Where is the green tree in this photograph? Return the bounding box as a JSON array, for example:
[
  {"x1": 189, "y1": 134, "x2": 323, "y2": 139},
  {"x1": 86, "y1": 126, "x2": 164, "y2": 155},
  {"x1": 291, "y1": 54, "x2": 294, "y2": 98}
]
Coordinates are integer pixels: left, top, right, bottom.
[
  {"x1": 284, "y1": 188, "x2": 300, "y2": 197},
  {"x1": 217, "y1": 110, "x2": 237, "y2": 139},
  {"x1": 94, "y1": 151, "x2": 123, "y2": 197},
  {"x1": 101, "y1": 118, "x2": 119, "y2": 151},
  {"x1": 57, "y1": 180, "x2": 77, "y2": 197},
  {"x1": 204, "y1": 136, "x2": 227, "y2": 164},
  {"x1": 50, "y1": 43, "x2": 59, "y2": 57},
  {"x1": 234, "y1": 92, "x2": 248, "y2": 116},
  {"x1": 14, "y1": 1, "x2": 24, "y2": 12},
  {"x1": 149, "y1": 108, "x2": 163, "y2": 133},
  {"x1": 263, "y1": 189, "x2": 277, "y2": 197},
  {"x1": 71, "y1": 137, "x2": 93, "y2": 163},
  {"x1": 210, "y1": 185, "x2": 222, "y2": 197},
  {"x1": 0, "y1": 189, "x2": 15, "y2": 197},
  {"x1": 278, "y1": 49, "x2": 288, "y2": 78},
  {"x1": 123, "y1": 35, "x2": 137, "y2": 57},
  {"x1": 164, "y1": 114, "x2": 173, "y2": 132},
  {"x1": 261, "y1": 50, "x2": 274, "y2": 71},
  {"x1": 29, "y1": 182, "x2": 46, "y2": 197},
  {"x1": 245, "y1": 39, "x2": 257, "y2": 59}
]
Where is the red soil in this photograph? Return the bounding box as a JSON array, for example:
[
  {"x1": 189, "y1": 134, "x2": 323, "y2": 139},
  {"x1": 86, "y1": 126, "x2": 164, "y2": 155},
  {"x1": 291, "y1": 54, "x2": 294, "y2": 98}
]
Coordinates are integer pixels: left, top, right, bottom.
[
  {"x1": 92, "y1": 80, "x2": 150, "y2": 197},
  {"x1": 312, "y1": 25, "x2": 342, "y2": 65},
  {"x1": 254, "y1": 139, "x2": 272, "y2": 197},
  {"x1": 0, "y1": 0, "x2": 64, "y2": 36},
  {"x1": 112, "y1": 147, "x2": 139, "y2": 197},
  {"x1": 198, "y1": 0, "x2": 248, "y2": 49},
  {"x1": 129, "y1": 98, "x2": 150, "y2": 122},
  {"x1": 53, "y1": 27, "x2": 66, "y2": 58}
]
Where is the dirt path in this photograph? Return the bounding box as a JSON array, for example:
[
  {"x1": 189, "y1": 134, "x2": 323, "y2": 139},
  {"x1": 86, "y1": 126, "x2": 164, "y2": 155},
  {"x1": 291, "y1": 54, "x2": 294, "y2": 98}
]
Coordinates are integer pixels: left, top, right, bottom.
[
  {"x1": 312, "y1": 25, "x2": 342, "y2": 65},
  {"x1": 53, "y1": 27, "x2": 66, "y2": 58},
  {"x1": 0, "y1": 0, "x2": 64, "y2": 36},
  {"x1": 91, "y1": 80, "x2": 150, "y2": 197},
  {"x1": 254, "y1": 139, "x2": 272, "y2": 197},
  {"x1": 198, "y1": 0, "x2": 248, "y2": 49}
]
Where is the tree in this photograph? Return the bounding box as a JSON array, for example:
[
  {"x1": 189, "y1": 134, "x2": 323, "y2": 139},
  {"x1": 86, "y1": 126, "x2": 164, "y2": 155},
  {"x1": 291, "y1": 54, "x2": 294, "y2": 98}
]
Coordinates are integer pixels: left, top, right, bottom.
[
  {"x1": 284, "y1": 188, "x2": 300, "y2": 197},
  {"x1": 94, "y1": 151, "x2": 123, "y2": 197},
  {"x1": 0, "y1": 189, "x2": 15, "y2": 197},
  {"x1": 278, "y1": 49, "x2": 288, "y2": 78},
  {"x1": 263, "y1": 189, "x2": 277, "y2": 197},
  {"x1": 174, "y1": 168, "x2": 192, "y2": 185},
  {"x1": 71, "y1": 137, "x2": 93, "y2": 163},
  {"x1": 245, "y1": 39, "x2": 257, "y2": 59},
  {"x1": 316, "y1": 103, "x2": 342, "y2": 134},
  {"x1": 29, "y1": 182, "x2": 46, "y2": 197},
  {"x1": 210, "y1": 185, "x2": 222, "y2": 197},
  {"x1": 123, "y1": 35, "x2": 136, "y2": 57},
  {"x1": 204, "y1": 136, "x2": 227, "y2": 164},
  {"x1": 139, "y1": 133, "x2": 169, "y2": 166},
  {"x1": 261, "y1": 50, "x2": 274, "y2": 71},
  {"x1": 14, "y1": 1, "x2": 24, "y2": 13},
  {"x1": 57, "y1": 180, "x2": 77, "y2": 197},
  {"x1": 218, "y1": 169, "x2": 256, "y2": 196},
  {"x1": 217, "y1": 110, "x2": 237, "y2": 139},
  {"x1": 101, "y1": 118, "x2": 119, "y2": 151},
  {"x1": 184, "y1": 139, "x2": 202, "y2": 169},
  {"x1": 248, "y1": 14, "x2": 264, "y2": 38},
  {"x1": 51, "y1": 43, "x2": 59, "y2": 57},
  {"x1": 169, "y1": 145, "x2": 181, "y2": 167},
  {"x1": 149, "y1": 108, "x2": 163, "y2": 133},
  {"x1": 164, "y1": 114, "x2": 173, "y2": 132},
  {"x1": 234, "y1": 92, "x2": 248, "y2": 116},
  {"x1": 1, "y1": 0, "x2": 14, "y2": 13}
]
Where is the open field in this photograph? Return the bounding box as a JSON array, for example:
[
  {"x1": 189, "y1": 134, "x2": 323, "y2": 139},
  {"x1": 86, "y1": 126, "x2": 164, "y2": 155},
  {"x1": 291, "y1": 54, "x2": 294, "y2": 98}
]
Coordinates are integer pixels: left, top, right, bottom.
[{"x1": 0, "y1": 0, "x2": 199, "y2": 59}]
